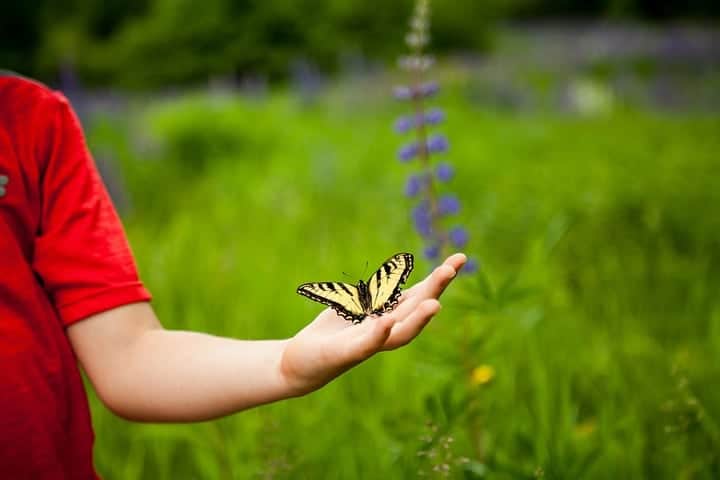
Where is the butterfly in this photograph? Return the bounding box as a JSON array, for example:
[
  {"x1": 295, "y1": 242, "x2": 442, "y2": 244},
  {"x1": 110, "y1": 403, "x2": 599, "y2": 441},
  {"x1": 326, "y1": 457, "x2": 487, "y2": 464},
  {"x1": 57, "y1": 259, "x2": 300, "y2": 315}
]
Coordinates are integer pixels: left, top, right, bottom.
[{"x1": 297, "y1": 253, "x2": 414, "y2": 324}]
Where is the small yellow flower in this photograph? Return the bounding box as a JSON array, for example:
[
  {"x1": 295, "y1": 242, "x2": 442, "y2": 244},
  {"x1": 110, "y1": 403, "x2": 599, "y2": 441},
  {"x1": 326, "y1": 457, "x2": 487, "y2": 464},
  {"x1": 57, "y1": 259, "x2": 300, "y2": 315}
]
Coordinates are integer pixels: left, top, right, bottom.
[
  {"x1": 470, "y1": 365, "x2": 495, "y2": 386},
  {"x1": 574, "y1": 419, "x2": 597, "y2": 438}
]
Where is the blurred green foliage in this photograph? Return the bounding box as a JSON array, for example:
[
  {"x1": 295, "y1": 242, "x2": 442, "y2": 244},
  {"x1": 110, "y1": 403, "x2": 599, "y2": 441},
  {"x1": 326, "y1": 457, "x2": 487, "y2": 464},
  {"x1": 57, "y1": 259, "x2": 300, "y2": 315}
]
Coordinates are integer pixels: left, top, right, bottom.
[
  {"x1": 84, "y1": 78, "x2": 720, "y2": 477},
  {"x1": 3, "y1": 0, "x2": 719, "y2": 88},
  {"x1": 4, "y1": 0, "x2": 503, "y2": 87}
]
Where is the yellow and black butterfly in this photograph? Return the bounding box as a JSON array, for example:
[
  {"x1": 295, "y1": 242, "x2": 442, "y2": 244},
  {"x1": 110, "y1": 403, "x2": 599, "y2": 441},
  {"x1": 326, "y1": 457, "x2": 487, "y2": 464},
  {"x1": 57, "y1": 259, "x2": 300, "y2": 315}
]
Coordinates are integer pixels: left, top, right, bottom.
[{"x1": 297, "y1": 253, "x2": 414, "y2": 324}]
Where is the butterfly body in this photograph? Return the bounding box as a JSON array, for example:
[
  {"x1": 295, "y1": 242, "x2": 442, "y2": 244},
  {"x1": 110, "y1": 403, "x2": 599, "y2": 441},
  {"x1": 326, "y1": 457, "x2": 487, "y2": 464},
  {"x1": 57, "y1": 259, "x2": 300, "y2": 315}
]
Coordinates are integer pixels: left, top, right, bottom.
[{"x1": 297, "y1": 253, "x2": 414, "y2": 324}]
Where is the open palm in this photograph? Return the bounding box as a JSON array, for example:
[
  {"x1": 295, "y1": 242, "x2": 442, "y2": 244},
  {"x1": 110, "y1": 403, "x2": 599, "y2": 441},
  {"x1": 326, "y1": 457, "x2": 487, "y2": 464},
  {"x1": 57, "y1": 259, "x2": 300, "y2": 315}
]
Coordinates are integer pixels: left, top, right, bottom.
[{"x1": 280, "y1": 253, "x2": 467, "y2": 394}]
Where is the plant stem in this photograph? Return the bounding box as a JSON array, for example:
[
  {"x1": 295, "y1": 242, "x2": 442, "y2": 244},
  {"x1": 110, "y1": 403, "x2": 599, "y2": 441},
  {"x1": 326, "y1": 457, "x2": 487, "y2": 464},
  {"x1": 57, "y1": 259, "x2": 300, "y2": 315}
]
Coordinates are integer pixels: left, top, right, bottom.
[{"x1": 410, "y1": 51, "x2": 445, "y2": 256}]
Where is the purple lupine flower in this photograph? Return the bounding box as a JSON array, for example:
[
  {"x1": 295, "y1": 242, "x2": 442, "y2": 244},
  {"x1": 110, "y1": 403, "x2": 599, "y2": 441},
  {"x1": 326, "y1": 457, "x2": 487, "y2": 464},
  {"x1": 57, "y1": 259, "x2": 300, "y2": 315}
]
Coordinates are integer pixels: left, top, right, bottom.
[
  {"x1": 449, "y1": 225, "x2": 469, "y2": 248},
  {"x1": 425, "y1": 108, "x2": 445, "y2": 125},
  {"x1": 398, "y1": 54, "x2": 434, "y2": 72},
  {"x1": 435, "y1": 162, "x2": 454, "y2": 182},
  {"x1": 393, "y1": 85, "x2": 413, "y2": 100},
  {"x1": 394, "y1": 116, "x2": 414, "y2": 134},
  {"x1": 461, "y1": 257, "x2": 479, "y2": 274},
  {"x1": 395, "y1": 111, "x2": 444, "y2": 134},
  {"x1": 394, "y1": 82, "x2": 438, "y2": 101},
  {"x1": 420, "y1": 81, "x2": 439, "y2": 98},
  {"x1": 423, "y1": 243, "x2": 440, "y2": 260},
  {"x1": 395, "y1": 0, "x2": 479, "y2": 271},
  {"x1": 398, "y1": 142, "x2": 419, "y2": 162},
  {"x1": 398, "y1": 55, "x2": 419, "y2": 71},
  {"x1": 438, "y1": 194, "x2": 460, "y2": 215},
  {"x1": 405, "y1": 174, "x2": 422, "y2": 197},
  {"x1": 412, "y1": 201, "x2": 433, "y2": 237},
  {"x1": 427, "y1": 134, "x2": 448, "y2": 154}
]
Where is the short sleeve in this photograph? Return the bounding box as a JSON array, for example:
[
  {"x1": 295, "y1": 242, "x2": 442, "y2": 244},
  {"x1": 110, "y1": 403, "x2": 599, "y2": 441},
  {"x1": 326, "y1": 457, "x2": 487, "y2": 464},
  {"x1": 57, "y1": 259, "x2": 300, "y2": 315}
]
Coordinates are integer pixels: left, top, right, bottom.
[{"x1": 32, "y1": 92, "x2": 151, "y2": 326}]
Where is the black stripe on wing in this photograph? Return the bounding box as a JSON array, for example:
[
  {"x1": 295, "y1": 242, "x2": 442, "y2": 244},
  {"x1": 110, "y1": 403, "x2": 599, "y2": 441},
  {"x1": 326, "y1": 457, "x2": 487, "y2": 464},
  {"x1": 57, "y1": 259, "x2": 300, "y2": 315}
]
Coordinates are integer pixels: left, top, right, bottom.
[
  {"x1": 296, "y1": 283, "x2": 366, "y2": 323},
  {"x1": 368, "y1": 252, "x2": 414, "y2": 313},
  {"x1": 379, "y1": 288, "x2": 403, "y2": 314},
  {"x1": 395, "y1": 253, "x2": 414, "y2": 285}
]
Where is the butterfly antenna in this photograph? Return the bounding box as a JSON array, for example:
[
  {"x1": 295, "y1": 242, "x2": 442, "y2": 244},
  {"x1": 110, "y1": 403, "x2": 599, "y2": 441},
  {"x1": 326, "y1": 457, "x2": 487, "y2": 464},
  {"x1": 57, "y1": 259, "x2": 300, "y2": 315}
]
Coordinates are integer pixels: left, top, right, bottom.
[{"x1": 359, "y1": 260, "x2": 369, "y2": 280}]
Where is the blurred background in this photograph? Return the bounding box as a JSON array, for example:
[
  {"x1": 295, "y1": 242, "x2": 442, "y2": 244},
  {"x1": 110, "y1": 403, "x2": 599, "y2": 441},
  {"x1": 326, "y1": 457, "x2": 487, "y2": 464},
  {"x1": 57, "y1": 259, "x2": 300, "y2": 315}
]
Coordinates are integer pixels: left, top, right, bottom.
[{"x1": 3, "y1": 0, "x2": 720, "y2": 478}]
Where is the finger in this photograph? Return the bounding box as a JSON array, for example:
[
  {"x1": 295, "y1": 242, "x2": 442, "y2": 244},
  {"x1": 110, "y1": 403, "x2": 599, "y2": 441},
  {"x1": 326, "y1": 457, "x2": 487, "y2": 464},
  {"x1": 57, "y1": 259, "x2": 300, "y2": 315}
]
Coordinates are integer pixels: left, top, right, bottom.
[
  {"x1": 403, "y1": 262, "x2": 458, "y2": 302},
  {"x1": 346, "y1": 315, "x2": 396, "y2": 361},
  {"x1": 427, "y1": 253, "x2": 468, "y2": 296},
  {"x1": 425, "y1": 264, "x2": 459, "y2": 299},
  {"x1": 443, "y1": 252, "x2": 467, "y2": 272},
  {"x1": 383, "y1": 299, "x2": 441, "y2": 351},
  {"x1": 402, "y1": 253, "x2": 467, "y2": 299},
  {"x1": 391, "y1": 290, "x2": 423, "y2": 317}
]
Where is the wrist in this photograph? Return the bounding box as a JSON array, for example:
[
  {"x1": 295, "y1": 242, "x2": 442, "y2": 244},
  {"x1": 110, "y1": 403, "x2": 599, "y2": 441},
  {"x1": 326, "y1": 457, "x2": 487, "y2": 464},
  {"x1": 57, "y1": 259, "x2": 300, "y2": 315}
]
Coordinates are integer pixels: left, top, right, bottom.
[
  {"x1": 276, "y1": 339, "x2": 307, "y2": 397},
  {"x1": 277, "y1": 337, "x2": 329, "y2": 398}
]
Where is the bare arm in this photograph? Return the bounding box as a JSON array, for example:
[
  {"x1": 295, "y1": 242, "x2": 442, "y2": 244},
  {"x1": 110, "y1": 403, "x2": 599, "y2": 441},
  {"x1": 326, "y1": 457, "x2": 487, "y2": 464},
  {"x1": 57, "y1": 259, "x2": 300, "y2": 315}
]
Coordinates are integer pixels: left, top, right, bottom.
[{"x1": 68, "y1": 253, "x2": 467, "y2": 422}]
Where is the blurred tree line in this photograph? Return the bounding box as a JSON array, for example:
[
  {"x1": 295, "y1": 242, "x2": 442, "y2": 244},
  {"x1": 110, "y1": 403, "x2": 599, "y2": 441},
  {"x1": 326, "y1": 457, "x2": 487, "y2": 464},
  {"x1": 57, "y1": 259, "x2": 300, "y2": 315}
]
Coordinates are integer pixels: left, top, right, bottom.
[{"x1": 2, "y1": 0, "x2": 718, "y2": 89}]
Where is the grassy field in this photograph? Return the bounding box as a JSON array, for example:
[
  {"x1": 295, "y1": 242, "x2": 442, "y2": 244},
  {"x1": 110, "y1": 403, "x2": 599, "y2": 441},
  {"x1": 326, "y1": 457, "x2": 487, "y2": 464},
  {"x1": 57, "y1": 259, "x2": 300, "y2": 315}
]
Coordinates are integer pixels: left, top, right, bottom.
[{"x1": 85, "y1": 81, "x2": 720, "y2": 478}]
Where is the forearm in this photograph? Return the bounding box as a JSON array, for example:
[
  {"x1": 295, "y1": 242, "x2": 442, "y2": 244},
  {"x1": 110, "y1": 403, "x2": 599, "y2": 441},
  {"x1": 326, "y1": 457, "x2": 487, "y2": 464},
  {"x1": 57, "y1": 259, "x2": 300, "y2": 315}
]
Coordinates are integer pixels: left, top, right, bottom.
[
  {"x1": 68, "y1": 303, "x2": 299, "y2": 422},
  {"x1": 102, "y1": 330, "x2": 293, "y2": 422}
]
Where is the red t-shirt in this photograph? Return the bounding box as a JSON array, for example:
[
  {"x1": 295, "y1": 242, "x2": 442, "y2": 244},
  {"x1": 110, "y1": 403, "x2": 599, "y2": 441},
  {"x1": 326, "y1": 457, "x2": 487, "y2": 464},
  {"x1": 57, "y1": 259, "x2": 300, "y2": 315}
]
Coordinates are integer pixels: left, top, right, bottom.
[{"x1": 0, "y1": 74, "x2": 151, "y2": 477}]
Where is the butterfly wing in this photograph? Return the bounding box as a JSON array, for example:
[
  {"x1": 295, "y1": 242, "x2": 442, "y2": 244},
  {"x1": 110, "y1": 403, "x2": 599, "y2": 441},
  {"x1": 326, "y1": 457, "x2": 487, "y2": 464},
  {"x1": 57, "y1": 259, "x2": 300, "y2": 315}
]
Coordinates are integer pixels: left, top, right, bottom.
[
  {"x1": 367, "y1": 252, "x2": 414, "y2": 314},
  {"x1": 297, "y1": 282, "x2": 366, "y2": 323}
]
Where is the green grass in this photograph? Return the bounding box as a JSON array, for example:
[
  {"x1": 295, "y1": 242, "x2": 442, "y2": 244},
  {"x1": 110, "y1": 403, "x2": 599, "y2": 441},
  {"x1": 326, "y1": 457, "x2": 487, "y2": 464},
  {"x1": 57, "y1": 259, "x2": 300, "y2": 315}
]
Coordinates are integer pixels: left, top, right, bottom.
[{"x1": 86, "y1": 84, "x2": 720, "y2": 478}]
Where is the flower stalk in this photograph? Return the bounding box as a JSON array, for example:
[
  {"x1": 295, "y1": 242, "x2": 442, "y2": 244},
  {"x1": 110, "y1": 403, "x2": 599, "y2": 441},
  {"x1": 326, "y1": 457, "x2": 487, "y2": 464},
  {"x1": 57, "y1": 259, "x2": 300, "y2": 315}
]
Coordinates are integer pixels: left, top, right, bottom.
[{"x1": 394, "y1": 0, "x2": 478, "y2": 273}]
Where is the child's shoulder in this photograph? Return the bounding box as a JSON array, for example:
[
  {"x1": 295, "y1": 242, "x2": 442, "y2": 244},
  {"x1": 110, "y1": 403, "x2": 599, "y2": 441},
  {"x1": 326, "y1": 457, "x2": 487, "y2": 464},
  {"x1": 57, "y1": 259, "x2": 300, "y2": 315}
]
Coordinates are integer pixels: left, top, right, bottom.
[{"x1": 0, "y1": 71, "x2": 66, "y2": 115}]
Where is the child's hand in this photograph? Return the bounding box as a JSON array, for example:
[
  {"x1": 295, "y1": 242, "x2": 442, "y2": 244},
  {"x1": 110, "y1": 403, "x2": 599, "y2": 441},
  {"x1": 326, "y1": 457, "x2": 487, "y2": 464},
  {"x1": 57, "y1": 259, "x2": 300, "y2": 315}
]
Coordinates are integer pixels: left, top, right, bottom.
[{"x1": 280, "y1": 253, "x2": 467, "y2": 395}]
